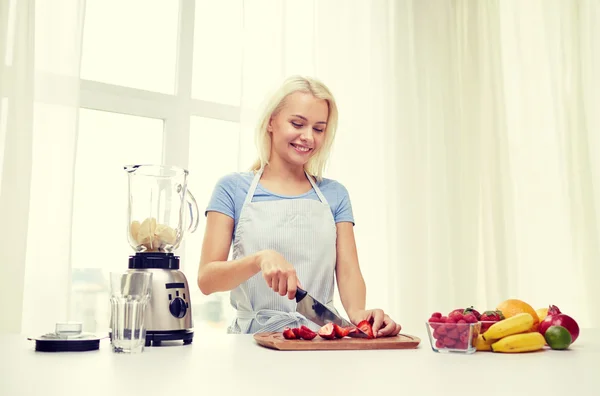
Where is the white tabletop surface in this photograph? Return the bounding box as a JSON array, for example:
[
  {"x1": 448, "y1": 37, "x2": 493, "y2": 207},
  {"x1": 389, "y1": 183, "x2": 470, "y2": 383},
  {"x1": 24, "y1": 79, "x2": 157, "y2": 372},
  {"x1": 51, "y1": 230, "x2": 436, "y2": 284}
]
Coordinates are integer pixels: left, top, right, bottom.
[{"x1": 1, "y1": 328, "x2": 598, "y2": 396}]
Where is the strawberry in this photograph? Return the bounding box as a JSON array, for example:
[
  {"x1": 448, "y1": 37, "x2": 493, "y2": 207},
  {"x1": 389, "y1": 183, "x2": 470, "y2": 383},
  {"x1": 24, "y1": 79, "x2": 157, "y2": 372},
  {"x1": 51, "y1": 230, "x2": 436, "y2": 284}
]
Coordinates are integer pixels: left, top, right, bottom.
[
  {"x1": 435, "y1": 338, "x2": 444, "y2": 349},
  {"x1": 298, "y1": 325, "x2": 317, "y2": 340},
  {"x1": 333, "y1": 323, "x2": 351, "y2": 338},
  {"x1": 463, "y1": 306, "x2": 481, "y2": 320},
  {"x1": 480, "y1": 310, "x2": 505, "y2": 332},
  {"x1": 443, "y1": 337, "x2": 456, "y2": 347},
  {"x1": 428, "y1": 316, "x2": 442, "y2": 329},
  {"x1": 446, "y1": 328, "x2": 459, "y2": 340},
  {"x1": 282, "y1": 327, "x2": 296, "y2": 339},
  {"x1": 357, "y1": 319, "x2": 375, "y2": 339},
  {"x1": 455, "y1": 340, "x2": 467, "y2": 350},
  {"x1": 459, "y1": 332, "x2": 469, "y2": 344},
  {"x1": 318, "y1": 323, "x2": 336, "y2": 340},
  {"x1": 437, "y1": 325, "x2": 447, "y2": 336},
  {"x1": 463, "y1": 314, "x2": 478, "y2": 323},
  {"x1": 292, "y1": 327, "x2": 301, "y2": 338},
  {"x1": 448, "y1": 309, "x2": 465, "y2": 322},
  {"x1": 431, "y1": 312, "x2": 443, "y2": 319},
  {"x1": 445, "y1": 318, "x2": 457, "y2": 330}
]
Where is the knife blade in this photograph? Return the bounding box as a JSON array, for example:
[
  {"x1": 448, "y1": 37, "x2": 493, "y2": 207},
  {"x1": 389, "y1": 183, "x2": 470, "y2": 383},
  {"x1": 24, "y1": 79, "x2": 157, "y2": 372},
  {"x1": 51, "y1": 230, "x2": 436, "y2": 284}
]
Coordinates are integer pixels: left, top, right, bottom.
[{"x1": 295, "y1": 287, "x2": 369, "y2": 338}]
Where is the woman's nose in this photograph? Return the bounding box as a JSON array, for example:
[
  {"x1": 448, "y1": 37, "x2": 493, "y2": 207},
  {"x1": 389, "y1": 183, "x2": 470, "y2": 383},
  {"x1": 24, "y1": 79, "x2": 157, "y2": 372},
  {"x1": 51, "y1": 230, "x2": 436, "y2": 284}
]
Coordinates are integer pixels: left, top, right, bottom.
[{"x1": 300, "y1": 128, "x2": 314, "y2": 142}]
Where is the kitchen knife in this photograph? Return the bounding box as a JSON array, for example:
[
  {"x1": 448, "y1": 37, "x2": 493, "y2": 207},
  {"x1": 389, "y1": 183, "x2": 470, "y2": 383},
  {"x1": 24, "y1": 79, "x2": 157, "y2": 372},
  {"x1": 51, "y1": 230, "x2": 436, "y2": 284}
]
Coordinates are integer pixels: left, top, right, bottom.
[{"x1": 295, "y1": 287, "x2": 369, "y2": 338}]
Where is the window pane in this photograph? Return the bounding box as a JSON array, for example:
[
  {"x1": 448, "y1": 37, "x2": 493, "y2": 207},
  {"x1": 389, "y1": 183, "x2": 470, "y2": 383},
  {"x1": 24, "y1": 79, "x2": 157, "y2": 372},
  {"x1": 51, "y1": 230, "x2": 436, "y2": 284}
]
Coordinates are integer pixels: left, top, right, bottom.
[
  {"x1": 185, "y1": 116, "x2": 240, "y2": 335},
  {"x1": 192, "y1": 0, "x2": 242, "y2": 105},
  {"x1": 80, "y1": 0, "x2": 179, "y2": 94},
  {"x1": 70, "y1": 109, "x2": 163, "y2": 332}
]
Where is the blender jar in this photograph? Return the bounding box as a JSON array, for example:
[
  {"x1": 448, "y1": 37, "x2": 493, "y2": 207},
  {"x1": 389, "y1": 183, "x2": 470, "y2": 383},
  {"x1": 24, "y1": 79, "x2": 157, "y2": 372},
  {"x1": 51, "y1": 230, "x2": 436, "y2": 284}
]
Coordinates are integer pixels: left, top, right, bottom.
[{"x1": 125, "y1": 165, "x2": 199, "y2": 253}]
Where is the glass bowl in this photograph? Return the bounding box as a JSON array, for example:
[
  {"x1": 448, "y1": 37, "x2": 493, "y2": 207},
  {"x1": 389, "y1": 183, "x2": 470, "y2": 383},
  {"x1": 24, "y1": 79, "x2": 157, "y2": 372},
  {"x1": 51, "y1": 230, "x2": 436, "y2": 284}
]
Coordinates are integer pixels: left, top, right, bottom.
[{"x1": 425, "y1": 321, "x2": 482, "y2": 354}]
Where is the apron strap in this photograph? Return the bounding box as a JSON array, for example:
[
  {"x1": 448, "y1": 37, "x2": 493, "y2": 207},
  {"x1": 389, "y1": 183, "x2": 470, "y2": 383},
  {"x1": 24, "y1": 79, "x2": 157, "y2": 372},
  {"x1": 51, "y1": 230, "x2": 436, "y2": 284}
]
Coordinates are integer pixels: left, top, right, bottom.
[
  {"x1": 244, "y1": 167, "x2": 264, "y2": 206},
  {"x1": 305, "y1": 171, "x2": 329, "y2": 205}
]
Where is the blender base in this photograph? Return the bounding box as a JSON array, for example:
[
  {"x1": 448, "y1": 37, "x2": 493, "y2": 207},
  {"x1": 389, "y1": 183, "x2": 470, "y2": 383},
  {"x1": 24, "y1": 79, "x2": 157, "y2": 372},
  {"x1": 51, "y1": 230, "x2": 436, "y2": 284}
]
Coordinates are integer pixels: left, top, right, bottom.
[{"x1": 144, "y1": 329, "x2": 194, "y2": 347}]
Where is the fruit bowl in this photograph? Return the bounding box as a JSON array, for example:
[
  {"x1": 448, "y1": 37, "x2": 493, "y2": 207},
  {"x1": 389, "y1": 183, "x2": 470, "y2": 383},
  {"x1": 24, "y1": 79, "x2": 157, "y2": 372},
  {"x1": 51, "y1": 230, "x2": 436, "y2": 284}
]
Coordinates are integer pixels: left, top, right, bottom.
[{"x1": 425, "y1": 321, "x2": 481, "y2": 354}]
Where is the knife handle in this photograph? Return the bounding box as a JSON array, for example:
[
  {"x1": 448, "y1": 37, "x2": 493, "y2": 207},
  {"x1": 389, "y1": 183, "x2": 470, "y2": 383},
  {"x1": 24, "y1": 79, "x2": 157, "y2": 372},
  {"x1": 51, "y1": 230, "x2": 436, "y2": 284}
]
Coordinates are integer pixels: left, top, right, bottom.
[{"x1": 295, "y1": 287, "x2": 307, "y2": 303}]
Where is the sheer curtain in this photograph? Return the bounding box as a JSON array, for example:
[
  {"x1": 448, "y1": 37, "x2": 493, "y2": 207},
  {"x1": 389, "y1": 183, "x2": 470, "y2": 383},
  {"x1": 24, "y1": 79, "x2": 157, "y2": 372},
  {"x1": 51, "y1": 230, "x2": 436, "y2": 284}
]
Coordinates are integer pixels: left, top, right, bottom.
[
  {"x1": 240, "y1": 0, "x2": 600, "y2": 332},
  {"x1": 387, "y1": 0, "x2": 600, "y2": 331},
  {"x1": 0, "y1": 0, "x2": 85, "y2": 334},
  {"x1": 1, "y1": 0, "x2": 598, "y2": 335}
]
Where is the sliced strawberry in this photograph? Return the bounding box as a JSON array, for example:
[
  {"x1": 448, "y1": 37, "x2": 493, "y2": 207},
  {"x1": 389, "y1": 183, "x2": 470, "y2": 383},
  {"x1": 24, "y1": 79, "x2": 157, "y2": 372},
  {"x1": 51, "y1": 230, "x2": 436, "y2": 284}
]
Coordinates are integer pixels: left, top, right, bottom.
[
  {"x1": 357, "y1": 319, "x2": 375, "y2": 339},
  {"x1": 298, "y1": 325, "x2": 317, "y2": 340},
  {"x1": 332, "y1": 323, "x2": 351, "y2": 338},
  {"x1": 318, "y1": 323, "x2": 336, "y2": 340},
  {"x1": 282, "y1": 327, "x2": 296, "y2": 339},
  {"x1": 292, "y1": 327, "x2": 301, "y2": 338}
]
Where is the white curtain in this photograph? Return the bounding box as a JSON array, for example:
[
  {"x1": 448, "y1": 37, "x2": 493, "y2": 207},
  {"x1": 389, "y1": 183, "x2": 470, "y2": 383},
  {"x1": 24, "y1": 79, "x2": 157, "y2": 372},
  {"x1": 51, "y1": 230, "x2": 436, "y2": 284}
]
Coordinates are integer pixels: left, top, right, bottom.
[
  {"x1": 240, "y1": 0, "x2": 600, "y2": 332},
  {"x1": 0, "y1": 0, "x2": 85, "y2": 334},
  {"x1": 1, "y1": 0, "x2": 598, "y2": 335},
  {"x1": 388, "y1": 0, "x2": 600, "y2": 331}
]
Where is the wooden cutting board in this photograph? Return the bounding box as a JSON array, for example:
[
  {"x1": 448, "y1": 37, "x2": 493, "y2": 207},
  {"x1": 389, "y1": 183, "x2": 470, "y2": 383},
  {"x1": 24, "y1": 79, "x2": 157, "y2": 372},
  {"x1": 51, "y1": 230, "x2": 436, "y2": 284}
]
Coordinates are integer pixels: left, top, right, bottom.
[{"x1": 253, "y1": 332, "x2": 421, "y2": 351}]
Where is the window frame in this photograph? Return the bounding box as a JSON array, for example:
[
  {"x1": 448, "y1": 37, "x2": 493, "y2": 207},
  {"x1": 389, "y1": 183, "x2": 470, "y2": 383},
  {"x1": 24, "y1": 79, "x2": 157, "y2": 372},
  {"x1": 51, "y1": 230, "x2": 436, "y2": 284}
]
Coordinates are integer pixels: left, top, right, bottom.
[{"x1": 78, "y1": 0, "x2": 242, "y2": 269}]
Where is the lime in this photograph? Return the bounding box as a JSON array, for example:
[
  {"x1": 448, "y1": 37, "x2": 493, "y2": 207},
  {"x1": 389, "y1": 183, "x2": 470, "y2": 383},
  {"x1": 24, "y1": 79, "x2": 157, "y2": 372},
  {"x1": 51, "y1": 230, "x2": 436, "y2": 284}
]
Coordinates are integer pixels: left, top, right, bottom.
[{"x1": 544, "y1": 325, "x2": 572, "y2": 350}]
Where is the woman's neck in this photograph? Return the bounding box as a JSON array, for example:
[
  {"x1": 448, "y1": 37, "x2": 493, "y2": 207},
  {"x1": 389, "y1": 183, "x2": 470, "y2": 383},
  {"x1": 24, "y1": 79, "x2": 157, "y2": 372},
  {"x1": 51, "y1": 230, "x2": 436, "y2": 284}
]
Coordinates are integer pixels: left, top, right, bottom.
[{"x1": 262, "y1": 155, "x2": 306, "y2": 182}]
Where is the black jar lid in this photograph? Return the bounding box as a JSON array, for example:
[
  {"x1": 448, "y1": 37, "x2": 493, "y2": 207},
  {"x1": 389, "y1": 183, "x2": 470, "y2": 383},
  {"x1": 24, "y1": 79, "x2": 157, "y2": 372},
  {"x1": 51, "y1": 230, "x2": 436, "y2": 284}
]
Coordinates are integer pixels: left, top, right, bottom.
[{"x1": 28, "y1": 323, "x2": 105, "y2": 352}]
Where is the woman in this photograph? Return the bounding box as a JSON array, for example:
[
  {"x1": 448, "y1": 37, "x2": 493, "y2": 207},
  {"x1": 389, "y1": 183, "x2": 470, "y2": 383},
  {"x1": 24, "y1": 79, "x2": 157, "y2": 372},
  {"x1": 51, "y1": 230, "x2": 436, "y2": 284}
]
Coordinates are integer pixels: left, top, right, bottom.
[{"x1": 197, "y1": 75, "x2": 401, "y2": 338}]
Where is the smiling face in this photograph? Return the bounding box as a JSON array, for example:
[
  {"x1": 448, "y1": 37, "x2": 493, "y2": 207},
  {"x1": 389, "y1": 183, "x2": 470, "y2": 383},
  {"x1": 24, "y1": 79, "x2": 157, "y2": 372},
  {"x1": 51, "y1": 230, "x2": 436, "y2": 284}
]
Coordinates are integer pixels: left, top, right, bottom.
[{"x1": 267, "y1": 91, "x2": 330, "y2": 169}]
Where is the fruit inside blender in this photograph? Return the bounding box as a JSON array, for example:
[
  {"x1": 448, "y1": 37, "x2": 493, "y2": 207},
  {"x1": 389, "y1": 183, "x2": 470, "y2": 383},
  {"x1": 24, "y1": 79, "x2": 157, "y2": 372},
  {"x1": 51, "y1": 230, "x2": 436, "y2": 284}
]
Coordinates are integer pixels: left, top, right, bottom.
[{"x1": 130, "y1": 217, "x2": 177, "y2": 252}]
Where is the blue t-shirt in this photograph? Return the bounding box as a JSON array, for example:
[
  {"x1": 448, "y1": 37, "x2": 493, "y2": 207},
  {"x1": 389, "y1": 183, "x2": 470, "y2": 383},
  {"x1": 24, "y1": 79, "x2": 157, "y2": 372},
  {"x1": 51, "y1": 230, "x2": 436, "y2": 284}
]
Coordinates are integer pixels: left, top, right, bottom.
[{"x1": 205, "y1": 171, "x2": 355, "y2": 237}]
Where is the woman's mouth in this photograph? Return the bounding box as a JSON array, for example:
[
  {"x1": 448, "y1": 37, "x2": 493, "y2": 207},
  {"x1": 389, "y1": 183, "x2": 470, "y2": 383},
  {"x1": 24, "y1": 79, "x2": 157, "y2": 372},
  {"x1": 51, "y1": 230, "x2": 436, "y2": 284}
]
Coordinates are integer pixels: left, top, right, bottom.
[{"x1": 290, "y1": 143, "x2": 313, "y2": 154}]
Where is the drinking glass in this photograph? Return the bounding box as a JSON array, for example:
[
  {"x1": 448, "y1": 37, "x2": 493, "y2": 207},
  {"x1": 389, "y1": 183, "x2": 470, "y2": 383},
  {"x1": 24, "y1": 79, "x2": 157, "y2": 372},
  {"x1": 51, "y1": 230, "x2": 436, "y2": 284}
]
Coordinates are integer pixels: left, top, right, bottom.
[{"x1": 110, "y1": 271, "x2": 153, "y2": 353}]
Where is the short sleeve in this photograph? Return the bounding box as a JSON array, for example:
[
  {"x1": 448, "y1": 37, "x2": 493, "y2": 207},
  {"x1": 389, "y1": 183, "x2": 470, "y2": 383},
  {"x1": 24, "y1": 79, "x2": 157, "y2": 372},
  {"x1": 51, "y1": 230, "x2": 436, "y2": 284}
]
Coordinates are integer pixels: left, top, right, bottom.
[
  {"x1": 205, "y1": 173, "x2": 238, "y2": 219},
  {"x1": 334, "y1": 182, "x2": 355, "y2": 225}
]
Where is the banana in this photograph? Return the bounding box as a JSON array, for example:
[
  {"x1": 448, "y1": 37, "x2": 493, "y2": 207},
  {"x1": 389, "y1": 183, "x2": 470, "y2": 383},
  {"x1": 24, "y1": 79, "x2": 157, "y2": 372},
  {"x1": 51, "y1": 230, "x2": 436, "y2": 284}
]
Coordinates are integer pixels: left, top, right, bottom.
[
  {"x1": 475, "y1": 334, "x2": 492, "y2": 351},
  {"x1": 491, "y1": 332, "x2": 546, "y2": 353},
  {"x1": 482, "y1": 313, "x2": 534, "y2": 341}
]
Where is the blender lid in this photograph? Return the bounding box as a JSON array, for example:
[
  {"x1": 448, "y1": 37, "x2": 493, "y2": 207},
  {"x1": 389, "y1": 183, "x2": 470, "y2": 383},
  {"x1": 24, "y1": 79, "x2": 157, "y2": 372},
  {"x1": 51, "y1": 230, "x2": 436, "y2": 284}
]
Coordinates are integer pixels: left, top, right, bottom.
[{"x1": 28, "y1": 322, "x2": 106, "y2": 352}]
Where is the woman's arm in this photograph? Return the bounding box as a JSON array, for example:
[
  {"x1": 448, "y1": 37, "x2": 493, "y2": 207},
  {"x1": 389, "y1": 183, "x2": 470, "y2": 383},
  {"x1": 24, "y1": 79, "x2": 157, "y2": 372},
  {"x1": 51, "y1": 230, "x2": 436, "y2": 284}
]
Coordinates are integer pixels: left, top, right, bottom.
[
  {"x1": 334, "y1": 222, "x2": 367, "y2": 318},
  {"x1": 197, "y1": 212, "x2": 261, "y2": 295},
  {"x1": 197, "y1": 211, "x2": 301, "y2": 298}
]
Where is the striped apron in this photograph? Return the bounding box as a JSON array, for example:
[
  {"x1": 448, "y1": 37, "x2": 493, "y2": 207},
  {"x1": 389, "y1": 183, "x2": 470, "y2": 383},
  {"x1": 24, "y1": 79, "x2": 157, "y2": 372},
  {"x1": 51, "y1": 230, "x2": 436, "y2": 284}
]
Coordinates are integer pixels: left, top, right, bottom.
[{"x1": 227, "y1": 167, "x2": 338, "y2": 334}]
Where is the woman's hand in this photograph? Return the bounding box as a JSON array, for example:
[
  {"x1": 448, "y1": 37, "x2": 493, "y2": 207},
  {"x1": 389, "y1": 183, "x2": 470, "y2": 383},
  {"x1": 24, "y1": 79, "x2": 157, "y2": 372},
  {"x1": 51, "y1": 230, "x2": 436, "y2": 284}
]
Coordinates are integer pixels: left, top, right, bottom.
[
  {"x1": 255, "y1": 250, "x2": 300, "y2": 300},
  {"x1": 349, "y1": 309, "x2": 401, "y2": 338}
]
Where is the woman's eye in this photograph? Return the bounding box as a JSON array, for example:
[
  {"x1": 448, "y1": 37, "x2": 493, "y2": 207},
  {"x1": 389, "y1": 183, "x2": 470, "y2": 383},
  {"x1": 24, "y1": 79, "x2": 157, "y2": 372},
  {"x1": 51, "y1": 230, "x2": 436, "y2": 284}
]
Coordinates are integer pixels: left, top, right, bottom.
[
  {"x1": 291, "y1": 122, "x2": 302, "y2": 128},
  {"x1": 314, "y1": 128, "x2": 324, "y2": 133}
]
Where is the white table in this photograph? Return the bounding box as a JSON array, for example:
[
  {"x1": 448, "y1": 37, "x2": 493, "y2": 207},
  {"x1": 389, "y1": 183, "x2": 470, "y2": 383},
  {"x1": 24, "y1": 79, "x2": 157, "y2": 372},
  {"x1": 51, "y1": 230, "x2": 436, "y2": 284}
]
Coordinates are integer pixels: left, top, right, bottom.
[{"x1": 1, "y1": 329, "x2": 598, "y2": 396}]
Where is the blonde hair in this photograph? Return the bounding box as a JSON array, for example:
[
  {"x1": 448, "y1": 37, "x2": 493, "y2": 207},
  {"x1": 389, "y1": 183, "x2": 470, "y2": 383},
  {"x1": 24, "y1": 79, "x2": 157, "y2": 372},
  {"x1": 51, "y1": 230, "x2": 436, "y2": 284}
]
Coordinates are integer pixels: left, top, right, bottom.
[{"x1": 250, "y1": 75, "x2": 339, "y2": 181}]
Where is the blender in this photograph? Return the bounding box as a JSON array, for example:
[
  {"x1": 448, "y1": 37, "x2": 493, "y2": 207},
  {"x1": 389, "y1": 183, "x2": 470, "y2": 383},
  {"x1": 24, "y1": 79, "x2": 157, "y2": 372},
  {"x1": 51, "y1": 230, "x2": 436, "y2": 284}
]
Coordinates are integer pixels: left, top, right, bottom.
[{"x1": 121, "y1": 164, "x2": 199, "y2": 346}]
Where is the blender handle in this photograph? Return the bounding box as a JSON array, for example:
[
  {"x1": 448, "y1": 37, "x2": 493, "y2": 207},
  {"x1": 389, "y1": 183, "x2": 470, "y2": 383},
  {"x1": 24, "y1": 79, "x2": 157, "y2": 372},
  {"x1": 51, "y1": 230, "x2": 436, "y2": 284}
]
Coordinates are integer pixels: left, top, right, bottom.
[{"x1": 185, "y1": 188, "x2": 200, "y2": 234}]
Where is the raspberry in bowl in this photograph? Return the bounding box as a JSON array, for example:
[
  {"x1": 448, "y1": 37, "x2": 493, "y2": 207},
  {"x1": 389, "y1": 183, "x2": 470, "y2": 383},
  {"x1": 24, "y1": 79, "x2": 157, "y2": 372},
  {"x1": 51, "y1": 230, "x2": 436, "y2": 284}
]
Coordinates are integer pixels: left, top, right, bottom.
[{"x1": 426, "y1": 310, "x2": 482, "y2": 354}]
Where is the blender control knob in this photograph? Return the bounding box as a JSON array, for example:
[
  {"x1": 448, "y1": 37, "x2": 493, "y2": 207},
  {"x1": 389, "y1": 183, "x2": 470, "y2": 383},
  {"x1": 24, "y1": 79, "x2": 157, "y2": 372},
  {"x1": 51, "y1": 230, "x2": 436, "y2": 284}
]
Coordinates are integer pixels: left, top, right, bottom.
[{"x1": 169, "y1": 297, "x2": 187, "y2": 318}]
